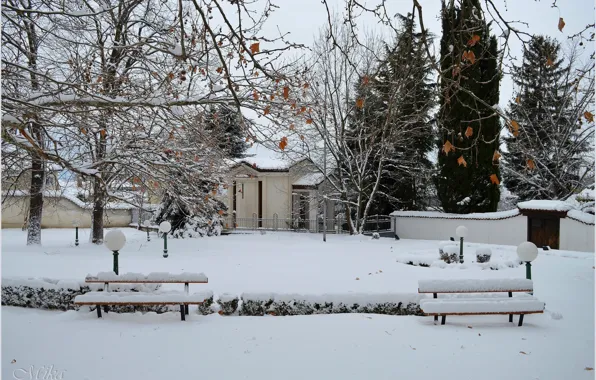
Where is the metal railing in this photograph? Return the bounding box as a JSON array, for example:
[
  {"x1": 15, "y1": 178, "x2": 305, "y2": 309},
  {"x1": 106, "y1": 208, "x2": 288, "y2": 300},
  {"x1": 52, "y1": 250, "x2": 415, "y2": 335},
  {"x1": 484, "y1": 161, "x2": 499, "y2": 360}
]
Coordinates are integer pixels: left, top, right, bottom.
[{"x1": 223, "y1": 213, "x2": 391, "y2": 234}]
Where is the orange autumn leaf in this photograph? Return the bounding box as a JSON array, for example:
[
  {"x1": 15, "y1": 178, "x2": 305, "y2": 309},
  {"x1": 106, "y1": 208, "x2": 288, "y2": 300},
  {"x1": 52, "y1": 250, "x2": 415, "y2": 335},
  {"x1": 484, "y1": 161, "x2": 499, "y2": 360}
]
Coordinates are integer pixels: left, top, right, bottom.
[
  {"x1": 300, "y1": 135, "x2": 305, "y2": 141},
  {"x1": 289, "y1": 123, "x2": 295, "y2": 131},
  {"x1": 356, "y1": 98, "x2": 364, "y2": 109},
  {"x1": 264, "y1": 106, "x2": 270, "y2": 115},
  {"x1": 442, "y1": 140, "x2": 455, "y2": 155},
  {"x1": 212, "y1": 190, "x2": 217, "y2": 195},
  {"x1": 283, "y1": 86, "x2": 290, "y2": 100},
  {"x1": 467, "y1": 34, "x2": 481, "y2": 46},
  {"x1": 490, "y1": 174, "x2": 500, "y2": 185},
  {"x1": 464, "y1": 126, "x2": 473, "y2": 138},
  {"x1": 216, "y1": 67, "x2": 223, "y2": 74},
  {"x1": 303, "y1": 83, "x2": 309, "y2": 89},
  {"x1": 509, "y1": 120, "x2": 520, "y2": 137},
  {"x1": 300, "y1": 106, "x2": 307, "y2": 113},
  {"x1": 252, "y1": 91, "x2": 259, "y2": 100},
  {"x1": 80, "y1": 128, "x2": 88, "y2": 135},
  {"x1": 218, "y1": 210, "x2": 224, "y2": 215},
  {"x1": 558, "y1": 17, "x2": 565, "y2": 32},
  {"x1": 515, "y1": 95, "x2": 521, "y2": 104},
  {"x1": 168, "y1": 72, "x2": 175, "y2": 80},
  {"x1": 527, "y1": 159, "x2": 536, "y2": 170},
  {"x1": 249, "y1": 42, "x2": 260, "y2": 54},
  {"x1": 100, "y1": 129, "x2": 107, "y2": 138},
  {"x1": 290, "y1": 102, "x2": 296, "y2": 110},
  {"x1": 305, "y1": 118, "x2": 313, "y2": 124},
  {"x1": 584, "y1": 111, "x2": 594, "y2": 123},
  {"x1": 457, "y1": 155, "x2": 467, "y2": 167},
  {"x1": 492, "y1": 150, "x2": 501, "y2": 162},
  {"x1": 279, "y1": 136, "x2": 288, "y2": 151},
  {"x1": 362, "y1": 76, "x2": 370, "y2": 85},
  {"x1": 270, "y1": 94, "x2": 275, "y2": 100},
  {"x1": 462, "y1": 50, "x2": 476, "y2": 64}
]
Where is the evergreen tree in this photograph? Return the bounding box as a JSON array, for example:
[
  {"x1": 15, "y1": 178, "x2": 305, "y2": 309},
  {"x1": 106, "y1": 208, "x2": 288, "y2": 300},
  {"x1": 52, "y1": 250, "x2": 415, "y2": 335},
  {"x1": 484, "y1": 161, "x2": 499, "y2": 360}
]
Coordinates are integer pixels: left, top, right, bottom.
[
  {"x1": 436, "y1": 0, "x2": 501, "y2": 213},
  {"x1": 503, "y1": 36, "x2": 593, "y2": 201},
  {"x1": 206, "y1": 105, "x2": 248, "y2": 159},
  {"x1": 374, "y1": 14, "x2": 436, "y2": 213}
]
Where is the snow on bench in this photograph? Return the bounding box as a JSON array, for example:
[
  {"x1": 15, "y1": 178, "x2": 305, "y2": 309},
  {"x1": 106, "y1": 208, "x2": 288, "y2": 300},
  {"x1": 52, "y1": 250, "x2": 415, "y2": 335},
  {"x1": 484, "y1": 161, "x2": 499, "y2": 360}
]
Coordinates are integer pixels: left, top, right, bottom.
[
  {"x1": 73, "y1": 290, "x2": 213, "y2": 305},
  {"x1": 85, "y1": 272, "x2": 208, "y2": 283},
  {"x1": 418, "y1": 279, "x2": 533, "y2": 293},
  {"x1": 420, "y1": 298, "x2": 545, "y2": 314}
]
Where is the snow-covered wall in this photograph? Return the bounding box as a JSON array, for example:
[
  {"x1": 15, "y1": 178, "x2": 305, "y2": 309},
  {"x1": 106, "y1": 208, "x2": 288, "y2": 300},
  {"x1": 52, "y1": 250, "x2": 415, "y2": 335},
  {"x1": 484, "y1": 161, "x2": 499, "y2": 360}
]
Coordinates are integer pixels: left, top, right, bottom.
[
  {"x1": 391, "y1": 210, "x2": 527, "y2": 246},
  {"x1": 1, "y1": 195, "x2": 132, "y2": 228},
  {"x1": 560, "y1": 217, "x2": 595, "y2": 252}
]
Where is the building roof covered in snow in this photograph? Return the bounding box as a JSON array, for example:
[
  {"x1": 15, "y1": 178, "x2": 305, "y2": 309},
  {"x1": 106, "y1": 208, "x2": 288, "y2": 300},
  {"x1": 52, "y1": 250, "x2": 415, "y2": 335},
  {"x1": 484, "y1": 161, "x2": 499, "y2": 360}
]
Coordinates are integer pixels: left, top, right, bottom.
[{"x1": 292, "y1": 172, "x2": 326, "y2": 187}]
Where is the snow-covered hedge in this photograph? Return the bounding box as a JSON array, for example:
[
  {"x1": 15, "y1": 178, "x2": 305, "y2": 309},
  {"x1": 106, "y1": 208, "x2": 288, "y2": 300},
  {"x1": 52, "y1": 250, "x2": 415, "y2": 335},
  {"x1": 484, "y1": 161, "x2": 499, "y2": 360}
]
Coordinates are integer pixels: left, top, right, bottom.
[
  {"x1": 1, "y1": 277, "x2": 170, "y2": 313},
  {"x1": 239, "y1": 293, "x2": 424, "y2": 316},
  {"x1": 216, "y1": 293, "x2": 239, "y2": 315}
]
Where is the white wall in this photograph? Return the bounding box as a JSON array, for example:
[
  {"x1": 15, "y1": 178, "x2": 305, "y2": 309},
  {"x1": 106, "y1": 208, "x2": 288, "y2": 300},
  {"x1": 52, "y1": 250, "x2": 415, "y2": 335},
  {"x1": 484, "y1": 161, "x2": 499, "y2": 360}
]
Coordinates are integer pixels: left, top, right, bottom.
[
  {"x1": 1, "y1": 196, "x2": 132, "y2": 228},
  {"x1": 393, "y1": 215, "x2": 528, "y2": 246},
  {"x1": 235, "y1": 179, "x2": 258, "y2": 219},
  {"x1": 560, "y1": 218, "x2": 595, "y2": 252},
  {"x1": 265, "y1": 175, "x2": 290, "y2": 219}
]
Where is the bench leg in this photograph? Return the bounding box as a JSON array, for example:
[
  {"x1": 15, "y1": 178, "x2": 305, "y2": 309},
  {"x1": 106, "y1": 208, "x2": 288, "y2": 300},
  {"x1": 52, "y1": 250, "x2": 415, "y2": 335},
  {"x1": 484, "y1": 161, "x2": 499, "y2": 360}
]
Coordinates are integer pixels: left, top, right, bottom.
[
  {"x1": 96, "y1": 305, "x2": 102, "y2": 318},
  {"x1": 104, "y1": 305, "x2": 109, "y2": 314},
  {"x1": 508, "y1": 292, "x2": 513, "y2": 322},
  {"x1": 180, "y1": 305, "x2": 186, "y2": 321},
  {"x1": 185, "y1": 304, "x2": 189, "y2": 315},
  {"x1": 434, "y1": 315, "x2": 438, "y2": 322},
  {"x1": 441, "y1": 315, "x2": 446, "y2": 325},
  {"x1": 518, "y1": 314, "x2": 524, "y2": 327}
]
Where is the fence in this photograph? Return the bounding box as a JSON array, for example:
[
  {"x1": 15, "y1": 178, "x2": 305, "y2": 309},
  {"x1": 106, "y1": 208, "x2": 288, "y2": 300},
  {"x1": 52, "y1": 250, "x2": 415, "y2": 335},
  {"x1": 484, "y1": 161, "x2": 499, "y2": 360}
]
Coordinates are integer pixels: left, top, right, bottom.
[{"x1": 224, "y1": 213, "x2": 391, "y2": 234}]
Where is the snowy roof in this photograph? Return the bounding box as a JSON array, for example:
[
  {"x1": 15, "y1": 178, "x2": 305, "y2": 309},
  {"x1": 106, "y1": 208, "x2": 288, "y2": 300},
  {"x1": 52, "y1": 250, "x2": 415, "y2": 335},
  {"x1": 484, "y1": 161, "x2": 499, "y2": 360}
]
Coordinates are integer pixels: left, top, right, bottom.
[
  {"x1": 566, "y1": 210, "x2": 595, "y2": 225},
  {"x1": 293, "y1": 172, "x2": 325, "y2": 187},
  {"x1": 390, "y1": 208, "x2": 520, "y2": 220},
  {"x1": 5, "y1": 190, "x2": 135, "y2": 210},
  {"x1": 232, "y1": 144, "x2": 294, "y2": 171},
  {"x1": 517, "y1": 200, "x2": 573, "y2": 212}
]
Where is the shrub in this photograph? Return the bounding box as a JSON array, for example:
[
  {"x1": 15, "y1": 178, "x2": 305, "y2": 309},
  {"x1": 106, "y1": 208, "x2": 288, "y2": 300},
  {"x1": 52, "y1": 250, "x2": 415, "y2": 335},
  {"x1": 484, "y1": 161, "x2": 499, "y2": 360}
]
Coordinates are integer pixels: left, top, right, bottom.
[
  {"x1": 476, "y1": 247, "x2": 492, "y2": 263},
  {"x1": 371, "y1": 232, "x2": 380, "y2": 240},
  {"x1": 440, "y1": 244, "x2": 459, "y2": 264},
  {"x1": 217, "y1": 293, "x2": 239, "y2": 315}
]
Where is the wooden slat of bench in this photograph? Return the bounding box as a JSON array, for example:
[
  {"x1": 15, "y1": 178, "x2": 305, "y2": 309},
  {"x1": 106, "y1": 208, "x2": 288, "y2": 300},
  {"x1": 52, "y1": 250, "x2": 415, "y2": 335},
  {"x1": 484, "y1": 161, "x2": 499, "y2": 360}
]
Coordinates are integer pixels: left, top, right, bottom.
[
  {"x1": 418, "y1": 289, "x2": 532, "y2": 294},
  {"x1": 85, "y1": 280, "x2": 208, "y2": 284},
  {"x1": 424, "y1": 310, "x2": 544, "y2": 316},
  {"x1": 74, "y1": 301, "x2": 205, "y2": 305}
]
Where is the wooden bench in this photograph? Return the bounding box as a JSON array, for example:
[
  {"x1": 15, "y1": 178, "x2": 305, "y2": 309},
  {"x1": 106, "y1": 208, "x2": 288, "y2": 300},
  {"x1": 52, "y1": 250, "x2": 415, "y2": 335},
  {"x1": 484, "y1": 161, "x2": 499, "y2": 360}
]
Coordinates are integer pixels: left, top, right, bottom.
[
  {"x1": 74, "y1": 272, "x2": 209, "y2": 321},
  {"x1": 418, "y1": 279, "x2": 545, "y2": 326}
]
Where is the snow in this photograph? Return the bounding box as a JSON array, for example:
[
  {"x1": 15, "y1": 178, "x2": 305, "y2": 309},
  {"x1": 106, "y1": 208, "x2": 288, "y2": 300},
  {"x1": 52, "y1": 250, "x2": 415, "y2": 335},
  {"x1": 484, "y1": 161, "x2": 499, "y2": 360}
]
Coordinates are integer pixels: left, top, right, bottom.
[
  {"x1": 5, "y1": 190, "x2": 134, "y2": 210},
  {"x1": 418, "y1": 279, "x2": 533, "y2": 293},
  {"x1": 390, "y1": 208, "x2": 520, "y2": 220},
  {"x1": 443, "y1": 245, "x2": 459, "y2": 255},
  {"x1": 476, "y1": 247, "x2": 492, "y2": 255},
  {"x1": 567, "y1": 210, "x2": 595, "y2": 225},
  {"x1": 420, "y1": 298, "x2": 545, "y2": 314},
  {"x1": 517, "y1": 200, "x2": 573, "y2": 212},
  {"x1": 73, "y1": 290, "x2": 213, "y2": 304},
  {"x1": 293, "y1": 172, "x2": 325, "y2": 186},
  {"x1": 168, "y1": 44, "x2": 183, "y2": 56},
  {"x1": 85, "y1": 272, "x2": 208, "y2": 282},
  {"x1": 233, "y1": 143, "x2": 294, "y2": 170},
  {"x1": 1, "y1": 228, "x2": 594, "y2": 380}
]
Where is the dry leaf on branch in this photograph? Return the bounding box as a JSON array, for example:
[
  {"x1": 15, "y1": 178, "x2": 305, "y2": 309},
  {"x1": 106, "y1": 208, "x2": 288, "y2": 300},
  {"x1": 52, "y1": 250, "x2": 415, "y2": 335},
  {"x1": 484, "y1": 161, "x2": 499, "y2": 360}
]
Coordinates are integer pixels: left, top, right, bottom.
[
  {"x1": 283, "y1": 86, "x2": 290, "y2": 100},
  {"x1": 493, "y1": 150, "x2": 502, "y2": 162},
  {"x1": 584, "y1": 111, "x2": 594, "y2": 123},
  {"x1": 558, "y1": 17, "x2": 565, "y2": 32},
  {"x1": 465, "y1": 126, "x2": 473, "y2": 138},
  {"x1": 467, "y1": 34, "x2": 481, "y2": 46},
  {"x1": 457, "y1": 155, "x2": 467, "y2": 167},
  {"x1": 546, "y1": 57, "x2": 554, "y2": 67},
  {"x1": 527, "y1": 159, "x2": 536, "y2": 170},
  {"x1": 356, "y1": 98, "x2": 364, "y2": 109},
  {"x1": 442, "y1": 140, "x2": 455, "y2": 155},
  {"x1": 249, "y1": 42, "x2": 260, "y2": 54},
  {"x1": 279, "y1": 136, "x2": 288, "y2": 151},
  {"x1": 490, "y1": 174, "x2": 500, "y2": 185}
]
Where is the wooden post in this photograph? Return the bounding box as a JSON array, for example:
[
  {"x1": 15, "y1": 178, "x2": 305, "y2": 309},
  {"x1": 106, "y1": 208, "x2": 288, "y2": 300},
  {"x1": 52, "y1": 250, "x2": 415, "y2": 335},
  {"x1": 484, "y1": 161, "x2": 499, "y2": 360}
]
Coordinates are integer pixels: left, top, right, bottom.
[
  {"x1": 508, "y1": 292, "x2": 513, "y2": 322},
  {"x1": 180, "y1": 305, "x2": 186, "y2": 321},
  {"x1": 441, "y1": 315, "x2": 446, "y2": 325},
  {"x1": 518, "y1": 314, "x2": 524, "y2": 326},
  {"x1": 433, "y1": 293, "x2": 438, "y2": 322},
  {"x1": 96, "y1": 305, "x2": 102, "y2": 318}
]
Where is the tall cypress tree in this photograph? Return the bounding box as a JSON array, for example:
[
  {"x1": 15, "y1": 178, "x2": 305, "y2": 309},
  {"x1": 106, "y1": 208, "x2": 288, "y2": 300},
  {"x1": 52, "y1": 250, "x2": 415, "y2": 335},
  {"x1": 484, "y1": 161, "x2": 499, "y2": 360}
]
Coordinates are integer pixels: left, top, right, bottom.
[
  {"x1": 374, "y1": 14, "x2": 436, "y2": 212},
  {"x1": 436, "y1": 0, "x2": 501, "y2": 213},
  {"x1": 503, "y1": 36, "x2": 591, "y2": 200}
]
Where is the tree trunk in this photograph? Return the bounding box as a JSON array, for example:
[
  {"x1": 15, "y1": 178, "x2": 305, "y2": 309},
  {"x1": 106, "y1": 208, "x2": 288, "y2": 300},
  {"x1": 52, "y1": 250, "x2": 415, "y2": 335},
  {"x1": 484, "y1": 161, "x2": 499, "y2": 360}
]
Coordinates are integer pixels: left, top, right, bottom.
[
  {"x1": 26, "y1": 130, "x2": 45, "y2": 245},
  {"x1": 91, "y1": 177, "x2": 105, "y2": 244}
]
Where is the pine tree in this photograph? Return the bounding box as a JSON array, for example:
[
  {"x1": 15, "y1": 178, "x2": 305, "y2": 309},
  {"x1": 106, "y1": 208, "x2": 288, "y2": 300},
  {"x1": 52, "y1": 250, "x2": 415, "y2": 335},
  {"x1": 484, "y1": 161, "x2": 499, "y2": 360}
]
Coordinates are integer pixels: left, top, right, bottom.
[
  {"x1": 503, "y1": 36, "x2": 593, "y2": 201},
  {"x1": 374, "y1": 14, "x2": 436, "y2": 213},
  {"x1": 436, "y1": 0, "x2": 501, "y2": 213},
  {"x1": 206, "y1": 105, "x2": 248, "y2": 159}
]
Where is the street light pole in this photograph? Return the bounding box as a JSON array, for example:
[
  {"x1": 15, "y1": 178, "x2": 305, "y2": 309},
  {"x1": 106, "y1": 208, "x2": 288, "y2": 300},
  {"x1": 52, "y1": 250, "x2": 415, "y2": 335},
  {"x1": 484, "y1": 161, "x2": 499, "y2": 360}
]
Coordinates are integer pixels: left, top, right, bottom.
[
  {"x1": 159, "y1": 221, "x2": 171, "y2": 258},
  {"x1": 104, "y1": 230, "x2": 126, "y2": 275}
]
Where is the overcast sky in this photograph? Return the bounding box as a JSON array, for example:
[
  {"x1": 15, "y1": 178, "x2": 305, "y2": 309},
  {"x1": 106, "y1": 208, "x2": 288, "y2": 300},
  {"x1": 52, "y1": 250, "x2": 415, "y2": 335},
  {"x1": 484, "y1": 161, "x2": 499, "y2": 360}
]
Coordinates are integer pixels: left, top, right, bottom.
[{"x1": 259, "y1": 0, "x2": 594, "y2": 108}]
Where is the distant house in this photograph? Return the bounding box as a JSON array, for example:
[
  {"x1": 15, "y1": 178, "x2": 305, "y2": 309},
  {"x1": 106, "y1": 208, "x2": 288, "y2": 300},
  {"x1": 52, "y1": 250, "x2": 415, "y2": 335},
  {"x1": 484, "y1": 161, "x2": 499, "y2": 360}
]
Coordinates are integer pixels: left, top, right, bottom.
[{"x1": 225, "y1": 150, "x2": 334, "y2": 231}]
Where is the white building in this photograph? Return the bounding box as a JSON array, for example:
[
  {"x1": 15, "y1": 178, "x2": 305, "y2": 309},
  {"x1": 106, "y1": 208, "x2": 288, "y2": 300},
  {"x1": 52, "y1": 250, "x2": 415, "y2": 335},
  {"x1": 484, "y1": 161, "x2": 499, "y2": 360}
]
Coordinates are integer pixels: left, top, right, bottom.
[{"x1": 225, "y1": 148, "x2": 334, "y2": 232}]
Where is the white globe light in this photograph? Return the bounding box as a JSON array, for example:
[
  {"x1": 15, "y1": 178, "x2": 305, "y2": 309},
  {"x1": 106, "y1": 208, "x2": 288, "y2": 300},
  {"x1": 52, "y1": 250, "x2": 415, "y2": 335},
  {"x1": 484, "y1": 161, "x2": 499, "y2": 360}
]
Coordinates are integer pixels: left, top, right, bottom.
[
  {"x1": 456, "y1": 225, "x2": 469, "y2": 238},
  {"x1": 104, "y1": 230, "x2": 126, "y2": 251},
  {"x1": 517, "y1": 242, "x2": 538, "y2": 262},
  {"x1": 159, "y1": 221, "x2": 172, "y2": 233},
  {"x1": 143, "y1": 219, "x2": 151, "y2": 227}
]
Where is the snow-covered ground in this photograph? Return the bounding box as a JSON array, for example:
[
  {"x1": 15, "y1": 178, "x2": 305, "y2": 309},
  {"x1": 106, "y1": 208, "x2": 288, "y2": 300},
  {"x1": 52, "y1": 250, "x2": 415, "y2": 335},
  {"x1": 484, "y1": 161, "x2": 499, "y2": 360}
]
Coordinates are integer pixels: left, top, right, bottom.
[{"x1": 2, "y1": 228, "x2": 594, "y2": 379}]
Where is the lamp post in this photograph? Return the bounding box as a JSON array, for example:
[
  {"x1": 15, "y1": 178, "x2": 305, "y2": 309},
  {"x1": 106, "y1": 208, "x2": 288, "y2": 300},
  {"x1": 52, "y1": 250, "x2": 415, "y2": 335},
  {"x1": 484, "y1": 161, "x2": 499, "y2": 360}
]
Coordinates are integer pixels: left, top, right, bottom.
[
  {"x1": 143, "y1": 219, "x2": 151, "y2": 242},
  {"x1": 104, "y1": 230, "x2": 126, "y2": 275},
  {"x1": 159, "y1": 221, "x2": 171, "y2": 258},
  {"x1": 517, "y1": 242, "x2": 538, "y2": 294},
  {"x1": 455, "y1": 225, "x2": 468, "y2": 264},
  {"x1": 72, "y1": 220, "x2": 80, "y2": 246}
]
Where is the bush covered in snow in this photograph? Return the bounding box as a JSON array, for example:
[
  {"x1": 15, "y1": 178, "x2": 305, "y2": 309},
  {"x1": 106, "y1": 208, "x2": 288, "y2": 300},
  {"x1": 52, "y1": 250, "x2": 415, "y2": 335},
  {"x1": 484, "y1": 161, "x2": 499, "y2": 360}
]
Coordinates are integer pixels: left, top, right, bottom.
[
  {"x1": 239, "y1": 293, "x2": 423, "y2": 316},
  {"x1": 371, "y1": 232, "x2": 380, "y2": 240},
  {"x1": 440, "y1": 244, "x2": 459, "y2": 264},
  {"x1": 216, "y1": 293, "x2": 238, "y2": 315},
  {"x1": 476, "y1": 247, "x2": 492, "y2": 263},
  {"x1": 1, "y1": 277, "x2": 170, "y2": 313}
]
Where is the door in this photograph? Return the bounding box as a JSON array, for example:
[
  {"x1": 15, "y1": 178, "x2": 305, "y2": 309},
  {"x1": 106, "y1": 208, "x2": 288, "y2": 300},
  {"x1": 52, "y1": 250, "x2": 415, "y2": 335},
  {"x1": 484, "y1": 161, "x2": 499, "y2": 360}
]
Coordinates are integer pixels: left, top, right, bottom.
[{"x1": 528, "y1": 216, "x2": 560, "y2": 249}]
